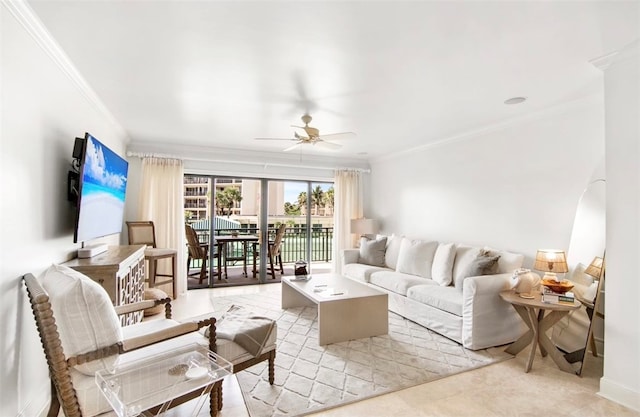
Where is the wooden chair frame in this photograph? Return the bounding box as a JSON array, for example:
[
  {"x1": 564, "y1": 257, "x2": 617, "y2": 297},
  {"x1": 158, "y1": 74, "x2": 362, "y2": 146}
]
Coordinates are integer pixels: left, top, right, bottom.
[
  {"x1": 127, "y1": 221, "x2": 178, "y2": 298},
  {"x1": 23, "y1": 273, "x2": 222, "y2": 417},
  {"x1": 253, "y1": 224, "x2": 286, "y2": 279},
  {"x1": 185, "y1": 224, "x2": 220, "y2": 284},
  {"x1": 267, "y1": 224, "x2": 286, "y2": 278}
]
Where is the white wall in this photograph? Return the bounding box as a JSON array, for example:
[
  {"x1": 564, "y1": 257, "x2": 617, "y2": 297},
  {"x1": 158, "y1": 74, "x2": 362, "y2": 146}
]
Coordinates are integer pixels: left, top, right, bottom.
[
  {"x1": 0, "y1": 3, "x2": 129, "y2": 416},
  {"x1": 368, "y1": 69, "x2": 640, "y2": 409},
  {"x1": 368, "y1": 96, "x2": 604, "y2": 267},
  {"x1": 599, "y1": 40, "x2": 640, "y2": 411}
]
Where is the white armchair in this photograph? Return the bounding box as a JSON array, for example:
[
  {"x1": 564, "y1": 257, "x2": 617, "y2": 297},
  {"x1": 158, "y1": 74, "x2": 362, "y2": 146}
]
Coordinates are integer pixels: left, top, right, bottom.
[{"x1": 24, "y1": 265, "x2": 223, "y2": 417}]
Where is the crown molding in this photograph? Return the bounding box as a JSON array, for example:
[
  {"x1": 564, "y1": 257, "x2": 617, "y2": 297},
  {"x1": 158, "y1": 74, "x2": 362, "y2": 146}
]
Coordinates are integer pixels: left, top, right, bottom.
[
  {"x1": 127, "y1": 142, "x2": 371, "y2": 173},
  {"x1": 590, "y1": 51, "x2": 620, "y2": 71},
  {"x1": 370, "y1": 93, "x2": 603, "y2": 164},
  {"x1": 2, "y1": 0, "x2": 127, "y2": 138},
  {"x1": 590, "y1": 39, "x2": 640, "y2": 71}
]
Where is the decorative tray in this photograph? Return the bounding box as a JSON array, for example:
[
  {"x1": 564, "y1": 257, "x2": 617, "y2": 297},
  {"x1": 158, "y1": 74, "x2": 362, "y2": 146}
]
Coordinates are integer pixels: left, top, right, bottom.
[{"x1": 542, "y1": 278, "x2": 574, "y2": 294}]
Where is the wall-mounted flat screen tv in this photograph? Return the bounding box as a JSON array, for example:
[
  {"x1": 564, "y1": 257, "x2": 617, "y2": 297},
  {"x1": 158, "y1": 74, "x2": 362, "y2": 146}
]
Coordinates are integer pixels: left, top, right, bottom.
[{"x1": 73, "y1": 133, "x2": 128, "y2": 243}]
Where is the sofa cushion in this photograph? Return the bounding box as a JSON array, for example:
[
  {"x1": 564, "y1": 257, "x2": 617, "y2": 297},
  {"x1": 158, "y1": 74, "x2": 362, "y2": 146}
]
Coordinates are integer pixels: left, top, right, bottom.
[
  {"x1": 120, "y1": 317, "x2": 182, "y2": 340},
  {"x1": 407, "y1": 285, "x2": 463, "y2": 317},
  {"x1": 343, "y1": 263, "x2": 389, "y2": 283},
  {"x1": 384, "y1": 234, "x2": 404, "y2": 270},
  {"x1": 452, "y1": 245, "x2": 482, "y2": 287},
  {"x1": 359, "y1": 236, "x2": 387, "y2": 267},
  {"x1": 396, "y1": 239, "x2": 439, "y2": 278},
  {"x1": 369, "y1": 270, "x2": 436, "y2": 296},
  {"x1": 483, "y1": 246, "x2": 524, "y2": 273},
  {"x1": 431, "y1": 242, "x2": 456, "y2": 286},
  {"x1": 41, "y1": 264, "x2": 123, "y2": 376}
]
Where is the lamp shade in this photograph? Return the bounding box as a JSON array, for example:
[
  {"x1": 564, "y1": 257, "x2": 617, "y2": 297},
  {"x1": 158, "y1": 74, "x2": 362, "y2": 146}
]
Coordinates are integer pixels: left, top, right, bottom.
[
  {"x1": 584, "y1": 256, "x2": 604, "y2": 279},
  {"x1": 533, "y1": 249, "x2": 569, "y2": 273},
  {"x1": 350, "y1": 218, "x2": 378, "y2": 235}
]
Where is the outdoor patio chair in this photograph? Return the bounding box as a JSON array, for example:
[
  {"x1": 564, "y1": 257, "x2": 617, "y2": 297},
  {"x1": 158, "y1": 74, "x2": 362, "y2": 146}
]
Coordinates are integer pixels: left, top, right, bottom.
[
  {"x1": 253, "y1": 224, "x2": 286, "y2": 278},
  {"x1": 185, "y1": 223, "x2": 220, "y2": 284},
  {"x1": 269, "y1": 224, "x2": 286, "y2": 277}
]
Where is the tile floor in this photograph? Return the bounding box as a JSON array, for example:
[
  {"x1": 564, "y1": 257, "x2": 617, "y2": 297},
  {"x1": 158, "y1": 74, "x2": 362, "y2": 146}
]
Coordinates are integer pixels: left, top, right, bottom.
[{"x1": 168, "y1": 283, "x2": 639, "y2": 417}]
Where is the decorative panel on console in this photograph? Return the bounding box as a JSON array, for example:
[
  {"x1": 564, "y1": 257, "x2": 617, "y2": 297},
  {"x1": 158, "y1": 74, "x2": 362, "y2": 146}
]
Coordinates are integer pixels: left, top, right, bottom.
[{"x1": 63, "y1": 245, "x2": 146, "y2": 325}]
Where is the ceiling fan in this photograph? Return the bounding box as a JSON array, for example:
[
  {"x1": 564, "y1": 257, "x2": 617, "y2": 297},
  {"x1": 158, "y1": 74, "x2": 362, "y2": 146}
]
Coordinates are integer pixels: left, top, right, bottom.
[{"x1": 255, "y1": 114, "x2": 356, "y2": 152}]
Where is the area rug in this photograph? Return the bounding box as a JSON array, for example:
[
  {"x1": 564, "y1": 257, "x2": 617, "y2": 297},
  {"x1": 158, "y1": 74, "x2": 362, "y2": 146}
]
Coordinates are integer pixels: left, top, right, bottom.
[{"x1": 209, "y1": 289, "x2": 510, "y2": 417}]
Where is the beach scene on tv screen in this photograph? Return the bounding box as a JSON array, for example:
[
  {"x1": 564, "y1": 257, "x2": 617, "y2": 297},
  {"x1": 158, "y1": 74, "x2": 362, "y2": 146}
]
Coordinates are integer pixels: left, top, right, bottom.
[{"x1": 77, "y1": 136, "x2": 128, "y2": 242}]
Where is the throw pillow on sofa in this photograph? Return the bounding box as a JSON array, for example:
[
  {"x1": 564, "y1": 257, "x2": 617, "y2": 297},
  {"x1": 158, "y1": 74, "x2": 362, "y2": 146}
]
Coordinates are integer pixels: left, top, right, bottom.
[
  {"x1": 483, "y1": 246, "x2": 524, "y2": 274},
  {"x1": 452, "y1": 245, "x2": 481, "y2": 285},
  {"x1": 396, "y1": 238, "x2": 439, "y2": 278},
  {"x1": 454, "y1": 250, "x2": 501, "y2": 290},
  {"x1": 431, "y1": 242, "x2": 456, "y2": 286},
  {"x1": 359, "y1": 236, "x2": 387, "y2": 267},
  {"x1": 466, "y1": 251, "x2": 500, "y2": 276},
  {"x1": 382, "y1": 234, "x2": 403, "y2": 270}
]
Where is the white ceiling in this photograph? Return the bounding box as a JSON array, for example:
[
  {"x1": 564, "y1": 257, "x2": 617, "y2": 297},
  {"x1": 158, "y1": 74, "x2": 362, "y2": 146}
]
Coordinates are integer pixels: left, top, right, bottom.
[{"x1": 28, "y1": 1, "x2": 638, "y2": 160}]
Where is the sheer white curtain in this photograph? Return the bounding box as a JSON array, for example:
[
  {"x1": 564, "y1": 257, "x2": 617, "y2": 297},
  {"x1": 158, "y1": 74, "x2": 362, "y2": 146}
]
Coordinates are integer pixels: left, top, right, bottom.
[
  {"x1": 333, "y1": 170, "x2": 363, "y2": 273},
  {"x1": 138, "y1": 158, "x2": 186, "y2": 296}
]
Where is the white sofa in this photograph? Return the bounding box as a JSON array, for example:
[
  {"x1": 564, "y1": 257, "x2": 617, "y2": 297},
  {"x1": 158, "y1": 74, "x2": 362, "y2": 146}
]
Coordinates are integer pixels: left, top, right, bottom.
[{"x1": 341, "y1": 234, "x2": 526, "y2": 350}]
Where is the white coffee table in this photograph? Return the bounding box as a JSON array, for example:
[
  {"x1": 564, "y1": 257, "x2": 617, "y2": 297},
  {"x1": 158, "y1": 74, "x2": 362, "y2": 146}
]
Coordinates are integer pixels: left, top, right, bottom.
[{"x1": 282, "y1": 273, "x2": 388, "y2": 345}]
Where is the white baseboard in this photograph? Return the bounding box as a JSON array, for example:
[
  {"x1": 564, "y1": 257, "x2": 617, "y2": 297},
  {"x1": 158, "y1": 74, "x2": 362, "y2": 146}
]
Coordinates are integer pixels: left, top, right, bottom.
[{"x1": 599, "y1": 376, "x2": 640, "y2": 412}]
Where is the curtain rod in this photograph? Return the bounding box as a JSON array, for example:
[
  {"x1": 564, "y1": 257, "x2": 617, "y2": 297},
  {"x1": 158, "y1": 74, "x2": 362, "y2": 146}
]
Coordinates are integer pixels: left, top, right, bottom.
[{"x1": 126, "y1": 151, "x2": 371, "y2": 173}]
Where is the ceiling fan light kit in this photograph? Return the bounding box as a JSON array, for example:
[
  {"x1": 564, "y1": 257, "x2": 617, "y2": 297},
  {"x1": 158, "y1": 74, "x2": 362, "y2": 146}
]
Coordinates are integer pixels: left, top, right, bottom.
[{"x1": 255, "y1": 114, "x2": 356, "y2": 152}]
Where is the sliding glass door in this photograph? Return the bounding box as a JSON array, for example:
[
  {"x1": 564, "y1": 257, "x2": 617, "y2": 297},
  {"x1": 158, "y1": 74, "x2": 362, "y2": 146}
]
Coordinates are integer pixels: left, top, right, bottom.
[
  {"x1": 184, "y1": 174, "x2": 333, "y2": 288},
  {"x1": 266, "y1": 180, "x2": 334, "y2": 277}
]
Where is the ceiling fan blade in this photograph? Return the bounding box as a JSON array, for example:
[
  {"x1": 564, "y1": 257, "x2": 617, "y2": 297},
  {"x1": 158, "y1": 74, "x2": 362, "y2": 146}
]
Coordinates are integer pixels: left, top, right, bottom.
[
  {"x1": 318, "y1": 132, "x2": 357, "y2": 141},
  {"x1": 283, "y1": 142, "x2": 303, "y2": 152},
  {"x1": 315, "y1": 140, "x2": 342, "y2": 151},
  {"x1": 254, "y1": 137, "x2": 298, "y2": 141}
]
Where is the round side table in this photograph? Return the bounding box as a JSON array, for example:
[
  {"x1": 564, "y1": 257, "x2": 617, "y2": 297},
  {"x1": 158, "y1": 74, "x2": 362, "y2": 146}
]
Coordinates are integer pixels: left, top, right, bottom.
[{"x1": 499, "y1": 290, "x2": 581, "y2": 374}]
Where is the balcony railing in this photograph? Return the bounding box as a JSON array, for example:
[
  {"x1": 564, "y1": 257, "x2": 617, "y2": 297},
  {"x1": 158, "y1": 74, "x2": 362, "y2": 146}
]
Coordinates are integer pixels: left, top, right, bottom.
[
  {"x1": 184, "y1": 177, "x2": 209, "y2": 184},
  {"x1": 188, "y1": 226, "x2": 333, "y2": 269},
  {"x1": 184, "y1": 190, "x2": 208, "y2": 196}
]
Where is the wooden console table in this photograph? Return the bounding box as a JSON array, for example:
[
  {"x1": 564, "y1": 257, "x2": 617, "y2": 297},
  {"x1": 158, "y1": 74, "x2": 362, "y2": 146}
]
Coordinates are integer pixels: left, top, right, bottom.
[{"x1": 63, "y1": 245, "x2": 146, "y2": 325}]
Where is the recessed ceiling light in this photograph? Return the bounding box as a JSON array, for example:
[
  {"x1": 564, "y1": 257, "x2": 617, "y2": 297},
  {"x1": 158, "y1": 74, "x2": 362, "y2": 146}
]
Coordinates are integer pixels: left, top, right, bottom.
[{"x1": 504, "y1": 97, "x2": 527, "y2": 105}]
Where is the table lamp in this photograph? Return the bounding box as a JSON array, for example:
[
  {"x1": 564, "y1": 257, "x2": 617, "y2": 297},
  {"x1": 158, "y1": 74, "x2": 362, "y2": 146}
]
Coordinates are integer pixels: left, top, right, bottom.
[
  {"x1": 534, "y1": 249, "x2": 568, "y2": 282},
  {"x1": 350, "y1": 218, "x2": 378, "y2": 240},
  {"x1": 584, "y1": 256, "x2": 604, "y2": 280},
  {"x1": 582, "y1": 256, "x2": 604, "y2": 303}
]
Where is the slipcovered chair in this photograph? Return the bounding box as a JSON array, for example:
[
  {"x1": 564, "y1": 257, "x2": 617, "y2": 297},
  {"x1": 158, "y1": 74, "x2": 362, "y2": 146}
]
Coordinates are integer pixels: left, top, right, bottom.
[{"x1": 23, "y1": 265, "x2": 223, "y2": 417}]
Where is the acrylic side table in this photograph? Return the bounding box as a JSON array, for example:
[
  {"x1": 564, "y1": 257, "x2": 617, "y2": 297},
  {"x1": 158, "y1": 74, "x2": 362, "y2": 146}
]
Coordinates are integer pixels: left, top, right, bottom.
[
  {"x1": 96, "y1": 343, "x2": 232, "y2": 417},
  {"x1": 499, "y1": 290, "x2": 581, "y2": 374}
]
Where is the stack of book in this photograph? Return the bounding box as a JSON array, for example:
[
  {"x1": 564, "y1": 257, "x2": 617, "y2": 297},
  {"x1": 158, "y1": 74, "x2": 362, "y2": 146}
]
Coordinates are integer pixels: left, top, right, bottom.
[{"x1": 541, "y1": 286, "x2": 576, "y2": 305}]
